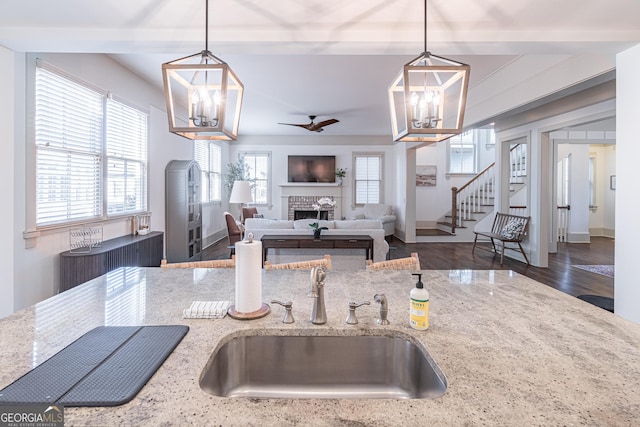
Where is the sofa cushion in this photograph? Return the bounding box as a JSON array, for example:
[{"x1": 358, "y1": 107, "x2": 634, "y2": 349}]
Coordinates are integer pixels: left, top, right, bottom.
[
  {"x1": 244, "y1": 218, "x2": 294, "y2": 229},
  {"x1": 364, "y1": 204, "x2": 393, "y2": 218},
  {"x1": 293, "y1": 219, "x2": 335, "y2": 230},
  {"x1": 334, "y1": 220, "x2": 382, "y2": 230}
]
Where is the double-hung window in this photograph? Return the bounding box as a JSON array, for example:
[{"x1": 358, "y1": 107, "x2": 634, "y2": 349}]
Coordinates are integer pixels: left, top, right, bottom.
[
  {"x1": 448, "y1": 130, "x2": 476, "y2": 174},
  {"x1": 240, "y1": 152, "x2": 271, "y2": 206},
  {"x1": 195, "y1": 141, "x2": 222, "y2": 203},
  {"x1": 34, "y1": 64, "x2": 148, "y2": 227},
  {"x1": 353, "y1": 153, "x2": 383, "y2": 205}
]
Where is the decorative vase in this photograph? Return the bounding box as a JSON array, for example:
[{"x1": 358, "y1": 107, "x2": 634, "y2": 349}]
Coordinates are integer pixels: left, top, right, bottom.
[
  {"x1": 338, "y1": 177, "x2": 343, "y2": 186},
  {"x1": 313, "y1": 229, "x2": 322, "y2": 239}
]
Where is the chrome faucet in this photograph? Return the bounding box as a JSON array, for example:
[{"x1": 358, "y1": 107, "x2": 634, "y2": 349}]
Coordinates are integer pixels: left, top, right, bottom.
[
  {"x1": 308, "y1": 266, "x2": 327, "y2": 324},
  {"x1": 374, "y1": 294, "x2": 390, "y2": 325}
]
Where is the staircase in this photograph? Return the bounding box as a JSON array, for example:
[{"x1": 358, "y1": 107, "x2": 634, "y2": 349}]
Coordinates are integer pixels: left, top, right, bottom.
[{"x1": 417, "y1": 144, "x2": 527, "y2": 242}]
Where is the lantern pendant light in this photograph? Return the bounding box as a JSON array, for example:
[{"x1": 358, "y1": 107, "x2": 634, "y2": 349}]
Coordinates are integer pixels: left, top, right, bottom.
[
  {"x1": 162, "y1": 0, "x2": 243, "y2": 140},
  {"x1": 388, "y1": 0, "x2": 470, "y2": 143}
]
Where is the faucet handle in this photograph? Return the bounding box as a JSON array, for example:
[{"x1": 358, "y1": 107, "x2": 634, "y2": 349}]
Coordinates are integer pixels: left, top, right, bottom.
[
  {"x1": 345, "y1": 301, "x2": 371, "y2": 325},
  {"x1": 271, "y1": 300, "x2": 294, "y2": 324}
]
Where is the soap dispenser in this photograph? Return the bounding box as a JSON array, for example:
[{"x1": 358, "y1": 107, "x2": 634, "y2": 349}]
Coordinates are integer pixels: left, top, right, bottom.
[{"x1": 410, "y1": 273, "x2": 429, "y2": 330}]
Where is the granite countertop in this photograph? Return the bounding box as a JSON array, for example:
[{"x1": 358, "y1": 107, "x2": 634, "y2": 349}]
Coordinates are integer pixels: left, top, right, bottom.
[{"x1": 1, "y1": 267, "x2": 640, "y2": 426}]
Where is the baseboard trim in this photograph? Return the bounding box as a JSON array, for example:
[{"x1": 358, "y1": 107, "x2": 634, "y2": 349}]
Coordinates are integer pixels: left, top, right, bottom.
[{"x1": 567, "y1": 232, "x2": 591, "y2": 244}]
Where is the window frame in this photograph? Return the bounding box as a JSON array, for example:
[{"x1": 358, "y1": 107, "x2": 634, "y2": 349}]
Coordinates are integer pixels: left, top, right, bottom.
[
  {"x1": 239, "y1": 151, "x2": 272, "y2": 208},
  {"x1": 195, "y1": 141, "x2": 222, "y2": 205},
  {"x1": 352, "y1": 152, "x2": 384, "y2": 207},
  {"x1": 28, "y1": 60, "x2": 149, "y2": 235},
  {"x1": 446, "y1": 130, "x2": 477, "y2": 176}
]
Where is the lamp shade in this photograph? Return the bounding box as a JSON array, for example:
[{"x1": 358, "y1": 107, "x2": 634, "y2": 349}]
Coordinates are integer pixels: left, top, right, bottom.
[
  {"x1": 388, "y1": 52, "x2": 470, "y2": 144},
  {"x1": 229, "y1": 181, "x2": 253, "y2": 204}
]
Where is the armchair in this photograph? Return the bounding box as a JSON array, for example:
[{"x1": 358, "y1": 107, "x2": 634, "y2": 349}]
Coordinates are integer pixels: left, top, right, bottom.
[
  {"x1": 241, "y1": 207, "x2": 260, "y2": 224},
  {"x1": 224, "y1": 212, "x2": 243, "y2": 257},
  {"x1": 352, "y1": 204, "x2": 396, "y2": 237}
]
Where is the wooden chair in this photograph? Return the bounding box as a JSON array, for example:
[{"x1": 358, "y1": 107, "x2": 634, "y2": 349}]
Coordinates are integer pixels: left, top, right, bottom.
[
  {"x1": 264, "y1": 254, "x2": 332, "y2": 271},
  {"x1": 224, "y1": 212, "x2": 243, "y2": 257},
  {"x1": 366, "y1": 252, "x2": 420, "y2": 270},
  {"x1": 161, "y1": 256, "x2": 235, "y2": 269}
]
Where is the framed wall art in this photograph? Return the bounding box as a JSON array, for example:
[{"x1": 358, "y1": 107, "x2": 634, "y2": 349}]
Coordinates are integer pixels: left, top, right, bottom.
[{"x1": 416, "y1": 165, "x2": 437, "y2": 186}]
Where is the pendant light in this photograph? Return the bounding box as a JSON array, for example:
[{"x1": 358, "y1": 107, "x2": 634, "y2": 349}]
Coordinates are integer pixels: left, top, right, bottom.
[
  {"x1": 162, "y1": 0, "x2": 243, "y2": 140},
  {"x1": 388, "y1": 0, "x2": 470, "y2": 143}
]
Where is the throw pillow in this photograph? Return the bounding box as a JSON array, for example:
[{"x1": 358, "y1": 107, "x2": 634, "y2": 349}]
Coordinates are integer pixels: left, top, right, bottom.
[
  {"x1": 353, "y1": 213, "x2": 366, "y2": 220},
  {"x1": 500, "y1": 219, "x2": 524, "y2": 240}
]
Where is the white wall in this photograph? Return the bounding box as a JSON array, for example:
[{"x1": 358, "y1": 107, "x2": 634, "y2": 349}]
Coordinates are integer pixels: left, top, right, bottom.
[
  {"x1": 228, "y1": 135, "x2": 395, "y2": 221},
  {"x1": 0, "y1": 45, "x2": 17, "y2": 317},
  {"x1": 588, "y1": 145, "x2": 616, "y2": 237},
  {"x1": 616, "y1": 44, "x2": 640, "y2": 324},
  {"x1": 6, "y1": 52, "x2": 225, "y2": 314}
]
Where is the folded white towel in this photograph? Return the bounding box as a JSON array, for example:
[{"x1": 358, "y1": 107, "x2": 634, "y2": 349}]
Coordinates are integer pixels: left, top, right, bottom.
[{"x1": 183, "y1": 301, "x2": 231, "y2": 319}]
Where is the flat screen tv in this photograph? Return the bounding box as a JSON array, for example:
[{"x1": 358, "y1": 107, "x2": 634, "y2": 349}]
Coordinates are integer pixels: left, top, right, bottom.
[{"x1": 287, "y1": 155, "x2": 336, "y2": 183}]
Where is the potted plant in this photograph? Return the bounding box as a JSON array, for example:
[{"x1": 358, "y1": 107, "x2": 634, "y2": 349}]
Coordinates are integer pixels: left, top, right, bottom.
[
  {"x1": 335, "y1": 168, "x2": 347, "y2": 186},
  {"x1": 224, "y1": 158, "x2": 251, "y2": 201},
  {"x1": 309, "y1": 222, "x2": 328, "y2": 239}
]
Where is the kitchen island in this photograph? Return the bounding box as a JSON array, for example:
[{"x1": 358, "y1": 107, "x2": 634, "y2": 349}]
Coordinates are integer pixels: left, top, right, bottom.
[{"x1": 1, "y1": 267, "x2": 639, "y2": 426}]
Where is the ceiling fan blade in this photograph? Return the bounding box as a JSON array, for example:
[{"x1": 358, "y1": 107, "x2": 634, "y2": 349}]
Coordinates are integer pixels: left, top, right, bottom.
[
  {"x1": 278, "y1": 122, "x2": 311, "y2": 129},
  {"x1": 308, "y1": 119, "x2": 339, "y2": 131}
]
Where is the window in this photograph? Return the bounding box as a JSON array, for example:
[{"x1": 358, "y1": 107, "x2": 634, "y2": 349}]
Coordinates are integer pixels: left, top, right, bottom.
[
  {"x1": 35, "y1": 64, "x2": 148, "y2": 227},
  {"x1": 195, "y1": 141, "x2": 221, "y2": 203},
  {"x1": 448, "y1": 130, "x2": 476, "y2": 174},
  {"x1": 353, "y1": 153, "x2": 383, "y2": 205},
  {"x1": 106, "y1": 100, "x2": 148, "y2": 215},
  {"x1": 241, "y1": 152, "x2": 271, "y2": 206}
]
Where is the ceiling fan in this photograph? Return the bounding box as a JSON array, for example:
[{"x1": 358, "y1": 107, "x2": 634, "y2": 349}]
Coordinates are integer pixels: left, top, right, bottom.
[{"x1": 278, "y1": 115, "x2": 339, "y2": 132}]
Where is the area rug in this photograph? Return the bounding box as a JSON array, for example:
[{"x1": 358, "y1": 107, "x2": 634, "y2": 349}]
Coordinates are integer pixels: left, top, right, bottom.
[{"x1": 572, "y1": 264, "x2": 614, "y2": 278}]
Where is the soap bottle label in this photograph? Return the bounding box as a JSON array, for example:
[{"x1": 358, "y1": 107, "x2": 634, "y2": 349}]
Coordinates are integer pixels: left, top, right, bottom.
[{"x1": 410, "y1": 299, "x2": 429, "y2": 330}]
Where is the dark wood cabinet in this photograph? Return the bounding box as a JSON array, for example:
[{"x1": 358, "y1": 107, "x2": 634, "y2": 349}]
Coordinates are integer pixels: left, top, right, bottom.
[{"x1": 59, "y1": 231, "x2": 163, "y2": 292}]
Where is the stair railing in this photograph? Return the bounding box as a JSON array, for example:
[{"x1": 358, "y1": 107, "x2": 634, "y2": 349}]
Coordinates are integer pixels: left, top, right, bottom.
[{"x1": 450, "y1": 144, "x2": 524, "y2": 234}]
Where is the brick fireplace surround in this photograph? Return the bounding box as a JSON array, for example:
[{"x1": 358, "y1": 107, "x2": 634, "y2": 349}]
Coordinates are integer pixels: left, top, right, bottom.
[{"x1": 279, "y1": 184, "x2": 343, "y2": 221}]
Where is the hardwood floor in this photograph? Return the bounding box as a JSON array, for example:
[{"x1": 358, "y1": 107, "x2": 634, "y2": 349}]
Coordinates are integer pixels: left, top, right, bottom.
[{"x1": 202, "y1": 236, "x2": 614, "y2": 300}]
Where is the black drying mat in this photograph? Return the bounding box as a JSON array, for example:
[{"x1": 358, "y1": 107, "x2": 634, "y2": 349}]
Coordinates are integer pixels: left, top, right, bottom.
[{"x1": 0, "y1": 325, "x2": 188, "y2": 407}]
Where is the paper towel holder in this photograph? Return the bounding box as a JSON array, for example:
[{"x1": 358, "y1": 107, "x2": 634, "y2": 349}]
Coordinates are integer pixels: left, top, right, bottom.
[{"x1": 227, "y1": 303, "x2": 270, "y2": 320}]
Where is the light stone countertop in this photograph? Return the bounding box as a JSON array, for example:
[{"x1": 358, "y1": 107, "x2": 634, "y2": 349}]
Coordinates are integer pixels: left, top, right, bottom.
[{"x1": 1, "y1": 267, "x2": 640, "y2": 426}]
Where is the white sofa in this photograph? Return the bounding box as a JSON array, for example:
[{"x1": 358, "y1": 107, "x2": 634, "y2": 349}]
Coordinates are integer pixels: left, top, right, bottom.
[
  {"x1": 351, "y1": 204, "x2": 396, "y2": 237},
  {"x1": 244, "y1": 218, "x2": 389, "y2": 263}
]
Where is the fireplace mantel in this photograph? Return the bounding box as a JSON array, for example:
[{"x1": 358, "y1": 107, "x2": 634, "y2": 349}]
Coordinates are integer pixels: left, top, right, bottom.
[{"x1": 279, "y1": 184, "x2": 343, "y2": 220}]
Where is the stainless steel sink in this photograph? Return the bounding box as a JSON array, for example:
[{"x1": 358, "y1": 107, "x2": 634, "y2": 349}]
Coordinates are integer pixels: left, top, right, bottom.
[{"x1": 199, "y1": 334, "x2": 447, "y2": 399}]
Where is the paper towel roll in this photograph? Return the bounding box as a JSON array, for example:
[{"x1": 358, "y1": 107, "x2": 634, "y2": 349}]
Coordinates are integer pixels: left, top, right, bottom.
[{"x1": 235, "y1": 240, "x2": 263, "y2": 313}]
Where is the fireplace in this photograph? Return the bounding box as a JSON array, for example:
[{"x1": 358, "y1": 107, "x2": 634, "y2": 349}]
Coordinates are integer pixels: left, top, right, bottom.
[
  {"x1": 294, "y1": 210, "x2": 329, "y2": 220},
  {"x1": 280, "y1": 185, "x2": 342, "y2": 221}
]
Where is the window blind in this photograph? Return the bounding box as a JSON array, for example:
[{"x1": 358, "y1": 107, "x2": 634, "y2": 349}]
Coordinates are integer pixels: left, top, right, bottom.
[
  {"x1": 106, "y1": 99, "x2": 148, "y2": 214},
  {"x1": 35, "y1": 65, "x2": 148, "y2": 226},
  {"x1": 355, "y1": 155, "x2": 381, "y2": 204},
  {"x1": 35, "y1": 67, "x2": 103, "y2": 225},
  {"x1": 195, "y1": 141, "x2": 221, "y2": 202}
]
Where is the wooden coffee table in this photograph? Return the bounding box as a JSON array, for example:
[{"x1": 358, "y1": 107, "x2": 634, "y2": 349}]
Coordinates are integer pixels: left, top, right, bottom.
[{"x1": 261, "y1": 234, "x2": 374, "y2": 265}]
